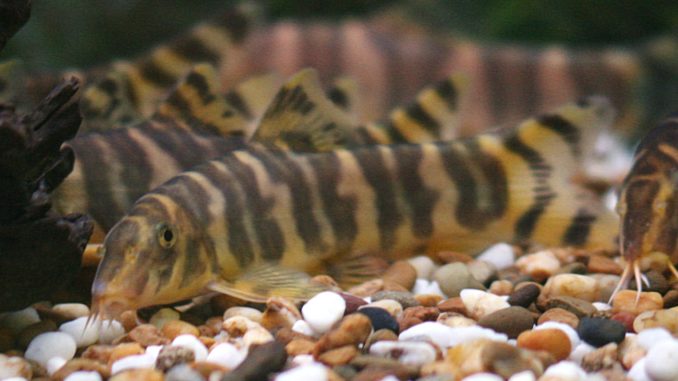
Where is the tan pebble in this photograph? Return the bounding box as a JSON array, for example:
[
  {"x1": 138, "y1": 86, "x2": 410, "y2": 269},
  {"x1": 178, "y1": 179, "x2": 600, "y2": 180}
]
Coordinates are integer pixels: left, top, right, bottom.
[
  {"x1": 81, "y1": 344, "x2": 115, "y2": 363},
  {"x1": 348, "y1": 279, "x2": 384, "y2": 297},
  {"x1": 618, "y1": 335, "x2": 646, "y2": 369},
  {"x1": 51, "y1": 358, "x2": 110, "y2": 381},
  {"x1": 382, "y1": 280, "x2": 409, "y2": 292},
  {"x1": 612, "y1": 290, "x2": 663, "y2": 315},
  {"x1": 420, "y1": 360, "x2": 460, "y2": 379},
  {"x1": 517, "y1": 328, "x2": 571, "y2": 361},
  {"x1": 118, "y1": 310, "x2": 139, "y2": 332},
  {"x1": 149, "y1": 308, "x2": 180, "y2": 329},
  {"x1": 223, "y1": 306, "x2": 263, "y2": 323},
  {"x1": 222, "y1": 316, "x2": 253, "y2": 337},
  {"x1": 364, "y1": 329, "x2": 398, "y2": 352},
  {"x1": 436, "y1": 251, "x2": 473, "y2": 263},
  {"x1": 587, "y1": 255, "x2": 623, "y2": 275},
  {"x1": 311, "y1": 274, "x2": 340, "y2": 290},
  {"x1": 591, "y1": 273, "x2": 622, "y2": 302},
  {"x1": 436, "y1": 312, "x2": 476, "y2": 328},
  {"x1": 382, "y1": 260, "x2": 418, "y2": 290},
  {"x1": 544, "y1": 296, "x2": 597, "y2": 318},
  {"x1": 17, "y1": 320, "x2": 57, "y2": 349},
  {"x1": 313, "y1": 314, "x2": 372, "y2": 356},
  {"x1": 538, "y1": 307, "x2": 580, "y2": 329},
  {"x1": 362, "y1": 299, "x2": 403, "y2": 317},
  {"x1": 285, "y1": 338, "x2": 316, "y2": 356},
  {"x1": 488, "y1": 280, "x2": 513, "y2": 296},
  {"x1": 200, "y1": 317, "x2": 223, "y2": 337},
  {"x1": 317, "y1": 345, "x2": 358, "y2": 366},
  {"x1": 161, "y1": 320, "x2": 199, "y2": 340},
  {"x1": 155, "y1": 345, "x2": 195, "y2": 371},
  {"x1": 108, "y1": 343, "x2": 144, "y2": 366},
  {"x1": 243, "y1": 327, "x2": 274, "y2": 347},
  {"x1": 639, "y1": 251, "x2": 672, "y2": 273},
  {"x1": 109, "y1": 368, "x2": 164, "y2": 381},
  {"x1": 0, "y1": 327, "x2": 14, "y2": 352},
  {"x1": 190, "y1": 361, "x2": 229, "y2": 379},
  {"x1": 663, "y1": 289, "x2": 678, "y2": 308},
  {"x1": 580, "y1": 342, "x2": 619, "y2": 372},
  {"x1": 0, "y1": 354, "x2": 32, "y2": 379},
  {"x1": 415, "y1": 294, "x2": 444, "y2": 307},
  {"x1": 541, "y1": 273, "x2": 599, "y2": 302},
  {"x1": 633, "y1": 308, "x2": 678, "y2": 333},
  {"x1": 198, "y1": 336, "x2": 215, "y2": 348},
  {"x1": 123, "y1": 324, "x2": 169, "y2": 347},
  {"x1": 437, "y1": 297, "x2": 467, "y2": 314},
  {"x1": 398, "y1": 306, "x2": 440, "y2": 331},
  {"x1": 51, "y1": 303, "x2": 90, "y2": 320},
  {"x1": 550, "y1": 247, "x2": 579, "y2": 263},
  {"x1": 261, "y1": 297, "x2": 301, "y2": 331},
  {"x1": 515, "y1": 250, "x2": 561, "y2": 282},
  {"x1": 275, "y1": 327, "x2": 315, "y2": 345}
]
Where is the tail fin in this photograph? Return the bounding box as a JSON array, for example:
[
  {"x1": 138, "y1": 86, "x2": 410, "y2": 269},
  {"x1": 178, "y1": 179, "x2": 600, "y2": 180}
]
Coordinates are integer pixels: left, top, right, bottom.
[
  {"x1": 251, "y1": 68, "x2": 359, "y2": 152},
  {"x1": 152, "y1": 64, "x2": 248, "y2": 137},
  {"x1": 356, "y1": 73, "x2": 466, "y2": 144},
  {"x1": 496, "y1": 96, "x2": 619, "y2": 250}
]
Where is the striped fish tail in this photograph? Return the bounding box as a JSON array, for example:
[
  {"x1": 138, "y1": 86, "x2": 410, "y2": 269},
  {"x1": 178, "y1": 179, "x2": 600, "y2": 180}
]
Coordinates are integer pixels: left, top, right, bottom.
[{"x1": 498, "y1": 96, "x2": 619, "y2": 250}]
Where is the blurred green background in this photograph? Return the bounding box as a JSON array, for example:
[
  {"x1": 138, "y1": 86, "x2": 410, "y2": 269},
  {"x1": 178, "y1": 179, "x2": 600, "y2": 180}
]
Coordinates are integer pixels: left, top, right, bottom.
[{"x1": 2, "y1": 0, "x2": 677, "y2": 71}]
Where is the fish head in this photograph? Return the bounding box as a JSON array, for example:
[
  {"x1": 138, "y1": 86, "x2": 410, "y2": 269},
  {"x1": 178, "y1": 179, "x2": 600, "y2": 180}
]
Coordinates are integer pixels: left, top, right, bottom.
[{"x1": 91, "y1": 195, "x2": 216, "y2": 319}]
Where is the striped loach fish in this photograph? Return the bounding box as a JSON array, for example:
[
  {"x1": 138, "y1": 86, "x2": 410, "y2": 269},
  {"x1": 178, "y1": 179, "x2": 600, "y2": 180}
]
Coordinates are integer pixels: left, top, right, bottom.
[
  {"x1": 54, "y1": 65, "x2": 464, "y2": 236},
  {"x1": 612, "y1": 115, "x2": 678, "y2": 300},
  {"x1": 91, "y1": 96, "x2": 620, "y2": 318}
]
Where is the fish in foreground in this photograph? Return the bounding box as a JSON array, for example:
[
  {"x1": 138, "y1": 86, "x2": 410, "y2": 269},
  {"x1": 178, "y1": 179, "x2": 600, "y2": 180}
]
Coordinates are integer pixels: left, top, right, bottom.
[
  {"x1": 612, "y1": 114, "x2": 678, "y2": 301},
  {"x1": 91, "y1": 96, "x2": 620, "y2": 319}
]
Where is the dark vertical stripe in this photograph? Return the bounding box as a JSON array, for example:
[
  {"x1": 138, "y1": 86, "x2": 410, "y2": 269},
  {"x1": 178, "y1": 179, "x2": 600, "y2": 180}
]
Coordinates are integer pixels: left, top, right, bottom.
[
  {"x1": 179, "y1": 238, "x2": 207, "y2": 288},
  {"x1": 224, "y1": 91, "x2": 253, "y2": 119},
  {"x1": 172, "y1": 35, "x2": 221, "y2": 64},
  {"x1": 155, "y1": 174, "x2": 212, "y2": 225},
  {"x1": 381, "y1": 120, "x2": 409, "y2": 144},
  {"x1": 185, "y1": 70, "x2": 217, "y2": 104},
  {"x1": 537, "y1": 114, "x2": 581, "y2": 156},
  {"x1": 165, "y1": 91, "x2": 222, "y2": 135},
  {"x1": 138, "y1": 59, "x2": 177, "y2": 86},
  {"x1": 405, "y1": 102, "x2": 440, "y2": 134},
  {"x1": 105, "y1": 129, "x2": 153, "y2": 208},
  {"x1": 353, "y1": 148, "x2": 403, "y2": 250},
  {"x1": 436, "y1": 78, "x2": 458, "y2": 111},
  {"x1": 465, "y1": 140, "x2": 509, "y2": 218},
  {"x1": 211, "y1": 8, "x2": 250, "y2": 44},
  {"x1": 562, "y1": 208, "x2": 595, "y2": 246},
  {"x1": 307, "y1": 152, "x2": 358, "y2": 253}
]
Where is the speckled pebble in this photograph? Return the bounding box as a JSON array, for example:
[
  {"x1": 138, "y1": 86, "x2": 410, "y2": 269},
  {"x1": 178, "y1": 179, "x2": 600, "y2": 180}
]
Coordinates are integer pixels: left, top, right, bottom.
[
  {"x1": 515, "y1": 250, "x2": 561, "y2": 282},
  {"x1": 358, "y1": 307, "x2": 399, "y2": 333},
  {"x1": 460, "y1": 289, "x2": 510, "y2": 319},
  {"x1": 171, "y1": 334, "x2": 208, "y2": 362},
  {"x1": 301, "y1": 291, "x2": 346, "y2": 334},
  {"x1": 541, "y1": 273, "x2": 599, "y2": 302},
  {"x1": 369, "y1": 340, "x2": 436, "y2": 366},
  {"x1": 577, "y1": 317, "x2": 626, "y2": 347},
  {"x1": 371, "y1": 291, "x2": 420, "y2": 309},
  {"x1": 433, "y1": 263, "x2": 485, "y2": 297},
  {"x1": 155, "y1": 345, "x2": 195, "y2": 371},
  {"x1": 478, "y1": 306, "x2": 534, "y2": 339},
  {"x1": 24, "y1": 331, "x2": 77, "y2": 368}
]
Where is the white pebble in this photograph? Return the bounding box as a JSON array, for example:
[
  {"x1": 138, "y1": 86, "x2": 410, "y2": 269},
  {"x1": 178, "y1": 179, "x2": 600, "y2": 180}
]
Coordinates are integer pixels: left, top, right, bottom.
[
  {"x1": 59, "y1": 317, "x2": 100, "y2": 347},
  {"x1": 98, "y1": 319, "x2": 125, "y2": 344},
  {"x1": 2, "y1": 378, "x2": 28, "y2": 381},
  {"x1": 592, "y1": 302, "x2": 611, "y2": 311},
  {"x1": 291, "y1": 354, "x2": 315, "y2": 366},
  {"x1": 644, "y1": 339, "x2": 678, "y2": 381},
  {"x1": 507, "y1": 370, "x2": 536, "y2": 381},
  {"x1": 301, "y1": 291, "x2": 345, "y2": 334},
  {"x1": 64, "y1": 371, "x2": 103, "y2": 381},
  {"x1": 542, "y1": 361, "x2": 587, "y2": 380},
  {"x1": 52, "y1": 304, "x2": 90, "y2": 319},
  {"x1": 407, "y1": 256, "x2": 436, "y2": 279},
  {"x1": 476, "y1": 243, "x2": 515, "y2": 270},
  {"x1": 0, "y1": 307, "x2": 40, "y2": 334},
  {"x1": 535, "y1": 321, "x2": 580, "y2": 349},
  {"x1": 637, "y1": 327, "x2": 673, "y2": 350},
  {"x1": 292, "y1": 319, "x2": 316, "y2": 337},
  {"x1": 275, "y1": 363, "x2": 328, "y2": 381},
  {"x1": 569, "y1": 342, "x2": 595, "y2": 364},
  {"x1": 145, "y1": 345, "x2": 163, "y2": 361},
  {"x1": 172, "y1": 334, "x2": 208, "y2": 361},
  {"x1": 459, "y1": 289, "x2": 510, "y2": 319},
  {"x1": 379, "y1": 377, "x2": 399, "y2": 381},
  {"x1": 515, "y1": 250, "x2": 561, "y2": 281},
  {"x1": 206, "y1": 343, "x2": 246, "y2": 369},
  {"x1": 369, "y1": 341, "x2": 436, "y2": 366},
  {"x1": 110, "y1": 353, "x2": 156, "y2": 374},
  {"x1": 46, "y1": 356, "x2": 67, "y2": 375},
  {"x1": 628, "y1": 358, "x2": 651, "y2": 381},
  {"x1": 461, "y1": 373, "x2": 503, "y2": 381},
  {"x1": 399, "y1": 322, "x2": 507, "y2": 349},
  {"x1": 24, "y1": 331, "x2": 77, "y2": 368},
  {"x1": 412, "y1": 279, "x2": 446, "y2": 297}
]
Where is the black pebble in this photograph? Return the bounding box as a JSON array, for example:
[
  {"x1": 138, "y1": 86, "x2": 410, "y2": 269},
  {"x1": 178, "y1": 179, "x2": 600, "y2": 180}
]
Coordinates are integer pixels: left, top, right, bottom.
[
  {"x1": 577, "y1": 317, "x2": 626, "y2": 347},
  {"x1": 358, "y1": 307, "x2": 399, "y2": 333}
]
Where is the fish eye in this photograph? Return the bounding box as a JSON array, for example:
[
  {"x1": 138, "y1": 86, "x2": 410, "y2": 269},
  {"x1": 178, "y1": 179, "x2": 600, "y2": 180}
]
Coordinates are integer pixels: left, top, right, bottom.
[{"x1": 156, "y1": 223, "x2": 176, "y2": 249}]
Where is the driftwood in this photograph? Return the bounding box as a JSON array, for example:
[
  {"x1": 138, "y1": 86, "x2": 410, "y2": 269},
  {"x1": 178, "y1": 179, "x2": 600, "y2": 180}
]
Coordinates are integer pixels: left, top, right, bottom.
[
  {"x1": 0, "y1": 0, "x2": 31, "y2": 51},
  {"x1": 0, "y1": 78, "x2": 93, "y2": 311}
]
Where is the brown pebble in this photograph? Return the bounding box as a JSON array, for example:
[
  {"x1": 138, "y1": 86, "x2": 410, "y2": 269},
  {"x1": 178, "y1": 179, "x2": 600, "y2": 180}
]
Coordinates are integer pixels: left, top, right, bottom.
[
  {"x1": 311, "y1": 274, "x2": 340, "y2": 290},
  {"x1": 545, "y1": 296, "x2": 597, "y2": 318},
  {"x1": 274, "y1": 327, "x2": 315, "y2": 346},
  {"x1": 286, "y1": 338, "x2": 316, "y2": 356},
  {"x1": 663, "y1": 290, "x2": 678, "y2": 309},
  {"x1": 313, "y1": 314, "x2": 372, "y2": 356},
  {"x1": 51, "y1": 358, "x2": 110, "y2": 381},
  {"x1": 580, "y1": 342, "x2": 619, "y2": 372},
  {"x1": 155, "y1": 345, "x2": 195, "y2": 371},
  {"x1": 121, "y1": 324, "x2": 169, "y2": 347},
  {"x1": 81, "y1": 344, "x2": 115, "y2": 363},
  {"x1": 109, "y1": 369, "x2": 164, "y2": 381},
  {"x1": 372, "y1": 291, "x2": 420, "y2": 309},
  {"x1": 437, "y1": 297, "x2": 467, "y2": 314},
  {"x1": 108, "y1": 343, "x2": 145, "y2": 366},
  {"x1": 382, "y1": 281, "x2": 409, "y2": 292},
  {"x1": 351, "y1": 355, "x2": 419, "y2": 380},
  {"x1": 339, "y1": 293, "x2": 368, "y2": 314},
  {"x1": 221, "y1": 341, "x2": 288, "y2": 381},
  {"x1": 318, "y1": 345, "x2": 359, "y2": 366},
  {"x1": 507, "y1": 283, "x2": 541, "y2": 308},
  {"x1": 118, "y1": 310, "x2": 139, "y2": 332},
  {"x1": 398, "y1": 306, "x2": 440, "y2": 331},
  {"x1": 437, "y1": 251, "x2": 473, "y2": 263},
  {"x1": 261, "y1": 297, "x2": 302, "y2": 331},
  {"x1": 415, "y1": 294, "x2": 444, "y2": 307},
  {"x1": 587, "y1": 255, "x2": 623, "y2": 275},
  {"x1": 610, "y1": 311, "x2": 636, "y2": 332},
  {"x1": 611, "y1": 290, "x2": 663, "y2": 316},
  {"x1": 630, "y1": 270, "x2": 670, "y2": 295},
  {"x1": 447, "y1": 339, "x2": 552, "y2": 379},
  {"x1": 478, "y1": 306, "x2": 535, "y2": 339},
  {"x1": 382, "y1": 260, "x2": 418, "y2": 290},
  {"x1": 190, "y1": 361, "x2": 229, "y2": 378},
  {"x1": 538, "y1": 308, "x2": 580, "y2": 329},
  {"x1": 198, "y1": 336, "x2": 215, "y2": 349},
  {"x1": 364, "y1": 329, "x2": 399, "y2": 352},
  {"x1": 517, "y1": 329, "x2": 571, "y2": 361},
  {"x1": 488, "y1": 280, "x2": 513, "y2": 296},
  {"x1": 348, "y1": 279, "x2": 384, "y2": 297},
  {"x1": 161, "y1": 320, "x2": 200, "y2": 340},
  {"x1": 0, "y1": 328, "x2": 14, "y2": 352}
]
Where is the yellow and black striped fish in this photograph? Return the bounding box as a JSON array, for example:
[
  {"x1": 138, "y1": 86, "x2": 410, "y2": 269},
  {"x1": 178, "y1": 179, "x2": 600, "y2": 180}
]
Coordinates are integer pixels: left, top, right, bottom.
[
  {"x1": 91, "y1": 96, "x2": 619, "y2": 317},
  {"x1": 613, "y1": 114, "x2": 678, "y2": 298}
]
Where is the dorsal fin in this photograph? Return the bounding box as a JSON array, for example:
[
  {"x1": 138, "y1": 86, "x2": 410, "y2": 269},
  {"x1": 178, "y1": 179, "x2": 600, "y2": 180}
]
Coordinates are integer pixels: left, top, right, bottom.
[
  {"x1": 80, "y1": 64, "x2": 142, "y2": 131},
  {"x1": 224, "y1": 73, "x2": 284, "y2": 137},
  {"x1": 152, "y1": 63, "x2": 248, "y2": 137},
  {"x1": 251, "y1": 68, "x2": 359, "y2": 152},
  {"x1": 356, "y1": 73, "x2": 467, "y2": 144},
  {"x1": 326, "y1": 76, "x2": 361, "y2": 123}
]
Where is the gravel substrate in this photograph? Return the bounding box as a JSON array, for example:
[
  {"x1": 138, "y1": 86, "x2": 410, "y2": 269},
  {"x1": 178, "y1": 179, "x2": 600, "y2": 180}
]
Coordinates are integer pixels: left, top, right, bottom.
[{"x1": 2, "y1": 243, "x2": 678, "y2": 381}]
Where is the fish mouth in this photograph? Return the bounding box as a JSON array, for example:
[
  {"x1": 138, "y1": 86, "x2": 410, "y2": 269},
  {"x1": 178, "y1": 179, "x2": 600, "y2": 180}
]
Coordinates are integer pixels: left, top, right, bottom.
[{"x1": 90, "y1": 294, "x2": 136, "y2": 322}]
